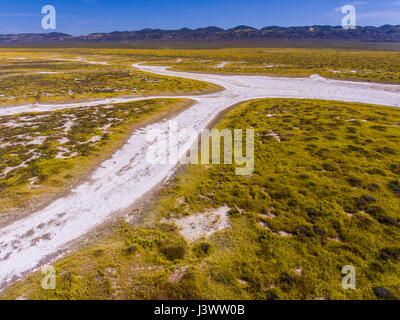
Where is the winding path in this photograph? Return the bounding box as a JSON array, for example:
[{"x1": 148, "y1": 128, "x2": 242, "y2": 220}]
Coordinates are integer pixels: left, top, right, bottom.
[{"x1": 0, "y1": 64, "x2": 400, "y2": 291}]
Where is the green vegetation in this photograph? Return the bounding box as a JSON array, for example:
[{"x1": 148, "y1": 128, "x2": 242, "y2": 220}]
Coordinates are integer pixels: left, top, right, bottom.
[
  {"x1": 3, "y1": 99, "x2": 400, "y2": 300},
  {"x1": 0, "y1": 50, "x2": 220, "y2": 106},
  {"x1": 163, "y1": 49, "x2": 400, "y2": 83},
  {"x1": 0, "y1": 98, "x2": 192, "y2": 223},
  {"x1": 0, "y1": 59, "x2": 107, "y2": 73},
  {"x1": 2, "y1": 47, "x2": 400, "y2": 107},
  {"x1": 0, "y1": 69, "x2": 218, "y2": 106},
  {"x1": 75, "y1": 48, "x2": 400, "y2": 83}
]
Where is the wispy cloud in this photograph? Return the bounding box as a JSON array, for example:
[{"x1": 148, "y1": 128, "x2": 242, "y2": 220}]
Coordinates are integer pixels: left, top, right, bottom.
[
  {"x1": 332, "y1": 1, "x2": 369, "y2": 14},
  {"x1": 0, "y1": 13, "x2": 38, "y2": 17},
  {"x1": 357, "y1": 10, "x2": 400, "y2": 19},
  {"x1": 326, "y1": 1, "x2": 400, "y2": 23}
]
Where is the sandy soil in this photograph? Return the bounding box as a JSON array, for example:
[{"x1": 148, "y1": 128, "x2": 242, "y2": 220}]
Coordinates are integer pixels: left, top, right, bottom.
[
  {"x1": 163, "y1": 206, "x2": 230, "y2": 242},
  {"x1": 0, "y1": 62, "x2": 400, "y2": 291}
]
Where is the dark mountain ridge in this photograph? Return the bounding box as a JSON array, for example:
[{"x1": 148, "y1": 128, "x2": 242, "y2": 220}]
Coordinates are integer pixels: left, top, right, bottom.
[{"x1": 1, "y1": 25, "x2": 400, "y2": 43}]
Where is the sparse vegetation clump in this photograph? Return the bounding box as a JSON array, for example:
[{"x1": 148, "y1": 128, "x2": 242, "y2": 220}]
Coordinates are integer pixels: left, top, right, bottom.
[{"x1": 3, "y1": 98, "x2": 400, "y2": 300}]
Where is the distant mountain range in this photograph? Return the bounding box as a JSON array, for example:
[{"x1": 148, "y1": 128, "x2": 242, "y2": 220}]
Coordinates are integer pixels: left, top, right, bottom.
[{"x1": 1, "y1": 25, "x2": 400, "y2": 43}]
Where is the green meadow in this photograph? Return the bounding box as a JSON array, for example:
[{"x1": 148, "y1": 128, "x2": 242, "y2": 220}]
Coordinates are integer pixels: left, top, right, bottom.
[{"x1": 3, "y1": 98, "x2": 400, "y2": 300}]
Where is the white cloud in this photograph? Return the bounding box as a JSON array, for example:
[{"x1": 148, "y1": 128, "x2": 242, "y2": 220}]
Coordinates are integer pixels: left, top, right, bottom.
[
  {"x1": 332, "y1": 1, "x2": 369, "y2": 14},
  {"x1": 0, "y1": 13, "x2": 38, "y2": 17},
  {"x1": 357, "y1": 10, "x2": 400, "y2": 19}
]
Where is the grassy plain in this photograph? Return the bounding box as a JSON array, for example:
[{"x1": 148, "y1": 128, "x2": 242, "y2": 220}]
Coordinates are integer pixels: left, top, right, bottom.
[
  {"x1": 2, "y1": 48, "x2": 400, "y2": 96},
  {"x1": 1, "y1": 47, "x2": 400, "y2": 300},
  {"x1": 0, "y1": 50, "x2": 220, "y2": 106},
  {"x1": 47, "y1": 47, "x2": 400, "y2": 84},
  {"x1": 3, "y1": 98, "x2": 400, "y2": 300},
  {"x1": 130, "y1": 48, "x2": 400, "y2": 83}
]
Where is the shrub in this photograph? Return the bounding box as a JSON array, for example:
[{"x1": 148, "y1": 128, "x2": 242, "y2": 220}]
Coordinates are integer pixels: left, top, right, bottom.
[
  {"x1": 278, "y1": 272, "x2": 296, "y2": 291},
  {"x1": 366, "y1": 206, "x2": 384, "y2": 218},
  {"x1": 388, "y1": 180, "x2": 400, "y2": 197},
  {"x1": 295, "y1": 225, "x2": 313, "y2": 238},
  {"x1": 193, "y1": 241, "x2": 213, "y2": 258},
  {"x1": 379, "y1": 216, "x2": 398, "y2": 226},
  {"x1": 356, "y1": 195, "x2": 376, "y2": 209},
  {"x1": 93, "y1": 249, "x2": 104, "y2": 257},
  {"x1": 390, "y1": 164, "x2": 400, "y2": 175},
  {"x1": 307, "y1": 208, "x2": 320, "y2": 218},
  {"x1": 127, "y1": 245, "x2": 137, "y2": 254},
  {"x1": 265, "y1": 288, "x2": 279, "y2": 300},
  {"x1": 367, "y1": 168, "x2": 386, "y2": 176},
  {"x1": 369, "y1": 262, "x2": 384, "y2": 273},
  {"x1": 288, "y1": 199, "x2": 298, "y2": 207},
  {"x1": 228, "y1": 208, "x2": 241, "y2": 217},
  {"x1": 347, "y1": 177, "x2": 362, "y2": 187},
  {"x1": 370, "y1": 125, "x2": 387, "y2": 132},
  {"x1": 322, "y1": 162, "x2": 336, "y2": 172},
  {"x1": 380, "y1": 248, "x2": 400, "y2": 261},
  {"x1": 313, "y1": 226, "x2": 325, "y2": 236},
  {"x1": 346, "y1": 127, "x2": 357, "y2": 133},
  {"x1": 373, "y1": 287, "x2": 396, "y2": 300},
  {"x1": 363, "y1": 183, "x2": 380, "y2": 192},
  {"x1": 159, "y1": 235, "x2": 188, "y2": 261}
]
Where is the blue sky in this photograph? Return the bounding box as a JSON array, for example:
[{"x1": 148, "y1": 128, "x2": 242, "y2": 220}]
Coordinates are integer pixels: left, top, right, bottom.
[{"x1": 0, "y1": 0, "x2": 399, "y2": 35}]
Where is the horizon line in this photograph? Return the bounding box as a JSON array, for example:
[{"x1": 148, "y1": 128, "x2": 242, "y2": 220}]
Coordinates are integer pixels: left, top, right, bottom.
[{"x1": 2, "y1": 24, "x2": 400, "y2": 37}]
